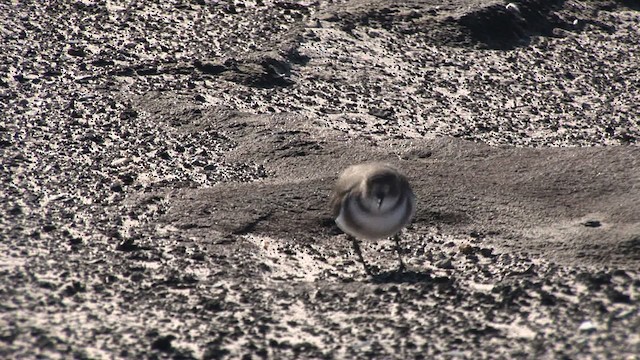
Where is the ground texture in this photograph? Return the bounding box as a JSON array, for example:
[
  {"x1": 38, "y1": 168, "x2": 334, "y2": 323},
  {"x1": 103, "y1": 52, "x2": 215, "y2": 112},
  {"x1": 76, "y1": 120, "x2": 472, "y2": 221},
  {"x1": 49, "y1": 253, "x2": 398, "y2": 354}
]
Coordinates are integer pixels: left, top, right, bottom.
[{"x1": 1, "y1": 0, "x2": 639, "y2": 359}]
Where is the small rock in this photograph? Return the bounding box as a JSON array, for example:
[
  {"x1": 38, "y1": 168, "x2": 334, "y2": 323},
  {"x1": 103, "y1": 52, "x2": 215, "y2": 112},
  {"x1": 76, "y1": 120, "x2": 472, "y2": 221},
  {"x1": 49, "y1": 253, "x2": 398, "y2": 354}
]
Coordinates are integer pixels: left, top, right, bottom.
[
  {"x1": 119, "y1": 173, "x2": 135, "y2": 185},
  {"x1": 8, "y1": 205, "x2": 23, "y2": 216},
  {"x1": 116, "y1": 238, "x2": 139, "y2": 252},
  {"x1": 611, "y1": 269, "x2": 630, "y2": 279},
  {"x1": 368, "y1": 107, "x2": 395, "y2": 120},
  {"x1": 68, "y1": 237, "x2": 83, "y2": 246},
  {"x1": 607, "y1": 289, "x2": 631, "y2": 304},
  {"x1": 151, "y1": 335, "x2": 175, "y2": 352},
  {"x1": 158, "y1": 149, "x2": 171, "y2": 160},
  {"x1": 582, "y1": 220, "x2": 601, "y2": 228},
  {"x1": 578, "y1": 320, "x2": 597, "y2": 332},
  {"x1": 479, "y1": 248, "x2": 494, "y2": 257},
  {"x1": 119, "y1": 109, "x2": 138, "y2": 120},
  {"x1": 435, "y1": 258, "x2": 454, "y2": 269},
  {"x1": 505, "y1": 3, "x2": 520, "y2": 14},
  {"x1": 110, "y1": 157, "x2": 131, "y2": 167},
  {"x1": 459, "y1": 244, "x2": 475, "y2": 255},
  {"x1": 61, "y1": 281, "x2": 85, "y2": 297},
  {"x1": 539, "y1": 291, "x2": 557, "y2": 306},
  {"x1": 110, "y1": 182, "x2": 123, "y2": 192},
  {"x1": 577, "y1": 271, "x2": 611, "y2": 290},
  {"x1": 67, "y1": 47, "x2": 86, "y2": 57}
]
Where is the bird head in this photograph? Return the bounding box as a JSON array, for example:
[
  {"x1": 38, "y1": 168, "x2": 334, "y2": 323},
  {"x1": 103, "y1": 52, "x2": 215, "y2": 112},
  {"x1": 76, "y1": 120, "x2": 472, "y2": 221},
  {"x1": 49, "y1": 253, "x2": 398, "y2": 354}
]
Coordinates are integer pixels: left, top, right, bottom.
[{"x1": 366, "y1": 174, "x2": 400, "y2": 212}]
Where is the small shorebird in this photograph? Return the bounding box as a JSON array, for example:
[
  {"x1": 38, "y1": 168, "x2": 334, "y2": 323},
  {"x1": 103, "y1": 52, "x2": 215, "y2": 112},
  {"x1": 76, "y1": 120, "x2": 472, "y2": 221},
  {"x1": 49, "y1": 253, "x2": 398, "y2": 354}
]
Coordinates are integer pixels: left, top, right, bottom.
[{"x1": 330, "y1": 163, "x2": 416, "y2": 275}]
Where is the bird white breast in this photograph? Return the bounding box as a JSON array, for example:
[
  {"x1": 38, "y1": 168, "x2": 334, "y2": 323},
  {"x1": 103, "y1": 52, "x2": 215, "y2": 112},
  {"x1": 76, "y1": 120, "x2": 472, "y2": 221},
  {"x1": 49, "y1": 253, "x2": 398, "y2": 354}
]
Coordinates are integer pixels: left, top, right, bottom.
[
  {"x1": 364, "y1": 193, "x2": 401, "y2": 214},
  {"x1": 335, "y1": 194, "x2": 413, "y2": 241}
]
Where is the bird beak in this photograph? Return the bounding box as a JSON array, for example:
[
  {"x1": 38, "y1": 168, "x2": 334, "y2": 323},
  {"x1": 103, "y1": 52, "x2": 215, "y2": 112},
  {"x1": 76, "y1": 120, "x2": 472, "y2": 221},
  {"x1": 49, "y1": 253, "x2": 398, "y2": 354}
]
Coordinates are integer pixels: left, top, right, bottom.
[{"x1": 377, "y1": 196, "x2": 383, "y2": 208}]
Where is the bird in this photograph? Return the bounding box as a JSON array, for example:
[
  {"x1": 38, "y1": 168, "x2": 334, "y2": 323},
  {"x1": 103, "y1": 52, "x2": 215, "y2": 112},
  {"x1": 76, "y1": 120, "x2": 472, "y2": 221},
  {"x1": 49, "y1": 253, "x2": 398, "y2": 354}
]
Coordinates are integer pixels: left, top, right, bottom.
[{"x1": 330, "y1": 163, "x2": 416, "y2": 275}]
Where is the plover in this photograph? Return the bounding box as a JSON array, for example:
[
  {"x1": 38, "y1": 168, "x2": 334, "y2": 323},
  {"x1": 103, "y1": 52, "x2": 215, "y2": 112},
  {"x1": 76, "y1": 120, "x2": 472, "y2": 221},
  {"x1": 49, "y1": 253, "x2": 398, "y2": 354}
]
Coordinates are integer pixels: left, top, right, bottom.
[{"x1": 330, "y1": 163, "x2": 416, "y2": 275}]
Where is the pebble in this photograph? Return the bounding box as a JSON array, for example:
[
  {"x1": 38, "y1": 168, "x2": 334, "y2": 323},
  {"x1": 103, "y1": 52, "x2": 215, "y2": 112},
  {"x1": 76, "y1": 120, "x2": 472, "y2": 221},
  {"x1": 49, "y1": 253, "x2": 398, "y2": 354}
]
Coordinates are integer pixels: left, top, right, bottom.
[
  {"x1": 578, "y1": 320, "x2": 597, "y2": 332},
  {"x1": 110, "y1": 157, "x2": 131, "y2": 167}
]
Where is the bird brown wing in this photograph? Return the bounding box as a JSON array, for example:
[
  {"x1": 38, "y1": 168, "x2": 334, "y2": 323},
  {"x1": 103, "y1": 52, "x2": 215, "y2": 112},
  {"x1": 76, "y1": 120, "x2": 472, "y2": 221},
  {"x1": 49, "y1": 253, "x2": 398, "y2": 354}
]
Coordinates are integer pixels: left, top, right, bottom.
[{"x1": 329, "y1": 188, "x2": 348, "y2": 217}]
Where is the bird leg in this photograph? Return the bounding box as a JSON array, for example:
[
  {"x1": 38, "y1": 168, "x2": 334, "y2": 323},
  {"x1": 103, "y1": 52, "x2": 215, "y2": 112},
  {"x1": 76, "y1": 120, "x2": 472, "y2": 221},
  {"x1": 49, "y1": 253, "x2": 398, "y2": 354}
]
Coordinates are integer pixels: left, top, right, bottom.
[
  {"x1": 349, "y1": 235, "x2": 374, "y2": 276},
  {"x1": 393, "y1": 233, "x2": 406, "y2": 273}
]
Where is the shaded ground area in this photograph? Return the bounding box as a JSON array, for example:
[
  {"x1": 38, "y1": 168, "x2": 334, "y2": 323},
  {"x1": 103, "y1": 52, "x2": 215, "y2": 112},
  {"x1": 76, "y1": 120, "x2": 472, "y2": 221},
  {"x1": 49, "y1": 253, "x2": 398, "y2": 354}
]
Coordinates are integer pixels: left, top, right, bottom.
[
  {"x1": 1, "y1": 0, "x2": 639, "y2": 358},
  {"x1": 161, "y1": 108, "x2": 640, "y2": 267}
]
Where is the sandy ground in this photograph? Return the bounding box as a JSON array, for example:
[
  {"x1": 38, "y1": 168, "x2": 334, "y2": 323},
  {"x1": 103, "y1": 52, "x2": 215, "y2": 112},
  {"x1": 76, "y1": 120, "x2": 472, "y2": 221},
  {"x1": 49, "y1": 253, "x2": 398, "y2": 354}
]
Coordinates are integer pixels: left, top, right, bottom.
[{"x1": 1, "y1": 0, "x2": 639, "y2": 358}]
